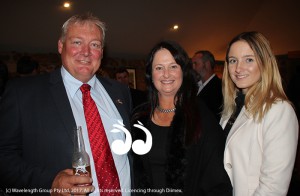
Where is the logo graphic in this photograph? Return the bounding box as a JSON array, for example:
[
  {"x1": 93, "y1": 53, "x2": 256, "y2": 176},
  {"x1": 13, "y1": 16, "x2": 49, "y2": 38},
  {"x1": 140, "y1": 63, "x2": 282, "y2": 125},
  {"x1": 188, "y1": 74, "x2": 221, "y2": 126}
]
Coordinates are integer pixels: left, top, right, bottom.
[
  {"x1": 111, "y1": 120, "x2": 152, "y2": 155},
  {"x1": 74, "y1": 165, "x2": 88, "y2": 175}
]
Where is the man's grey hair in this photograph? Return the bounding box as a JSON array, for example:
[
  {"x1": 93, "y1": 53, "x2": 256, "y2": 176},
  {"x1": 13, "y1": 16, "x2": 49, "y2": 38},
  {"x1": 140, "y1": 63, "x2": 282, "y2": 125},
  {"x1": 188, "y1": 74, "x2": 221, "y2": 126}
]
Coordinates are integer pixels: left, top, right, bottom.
[{"x1": 60, "y1": 12, "x2": 106, "y2": 47}]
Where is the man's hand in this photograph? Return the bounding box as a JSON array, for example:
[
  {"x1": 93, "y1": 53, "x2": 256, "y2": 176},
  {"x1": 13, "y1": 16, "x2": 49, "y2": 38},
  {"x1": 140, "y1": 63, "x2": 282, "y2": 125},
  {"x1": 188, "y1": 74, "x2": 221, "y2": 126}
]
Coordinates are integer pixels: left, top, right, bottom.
[{"x1": 51, "y1": 169, "x2": 94, "y2": 195}]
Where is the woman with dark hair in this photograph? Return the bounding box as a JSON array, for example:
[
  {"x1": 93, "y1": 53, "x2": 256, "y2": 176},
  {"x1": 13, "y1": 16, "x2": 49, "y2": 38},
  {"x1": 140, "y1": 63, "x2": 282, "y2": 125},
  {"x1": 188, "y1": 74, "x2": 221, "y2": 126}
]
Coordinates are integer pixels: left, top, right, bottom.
[{"x1": 130, "y1": 41, "x2": 232, "y2": 195}]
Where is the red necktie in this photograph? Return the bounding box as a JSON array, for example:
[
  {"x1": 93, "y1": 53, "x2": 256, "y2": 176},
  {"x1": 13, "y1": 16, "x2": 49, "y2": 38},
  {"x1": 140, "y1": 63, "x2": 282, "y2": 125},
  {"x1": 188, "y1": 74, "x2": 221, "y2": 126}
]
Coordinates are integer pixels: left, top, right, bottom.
[{"x1": 80, "y1": 84, "x2": 121, "y2": 195}]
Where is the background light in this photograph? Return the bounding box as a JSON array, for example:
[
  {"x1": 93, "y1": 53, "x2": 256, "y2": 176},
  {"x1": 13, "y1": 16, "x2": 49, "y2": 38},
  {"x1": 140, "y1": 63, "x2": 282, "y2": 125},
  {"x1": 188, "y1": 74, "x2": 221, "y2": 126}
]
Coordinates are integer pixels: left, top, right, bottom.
[{"x1": 64, "y1": 2, "x2": 70, "y2": 8}]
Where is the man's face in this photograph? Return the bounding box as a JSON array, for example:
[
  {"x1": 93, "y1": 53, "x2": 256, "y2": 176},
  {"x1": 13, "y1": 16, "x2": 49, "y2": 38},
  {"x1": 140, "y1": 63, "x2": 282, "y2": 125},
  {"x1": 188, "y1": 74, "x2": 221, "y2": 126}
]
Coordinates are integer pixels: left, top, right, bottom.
[
  {"x1": 116, "y1": 72, "x2": 129, "y2": 85},
  {"x1": 58, "y1": 22, "x2": 103, "y2": 83},
  {"x1": 192, "y1": 53, "x2": 206, "y2": 79}
]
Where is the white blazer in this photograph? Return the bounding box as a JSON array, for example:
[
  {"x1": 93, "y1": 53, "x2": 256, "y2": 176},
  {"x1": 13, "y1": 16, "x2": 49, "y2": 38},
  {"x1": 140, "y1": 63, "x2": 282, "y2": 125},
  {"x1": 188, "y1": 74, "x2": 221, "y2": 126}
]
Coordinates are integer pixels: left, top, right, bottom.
[{"x1": 220, "y1": 100, "x2": 298, "y2": 196}]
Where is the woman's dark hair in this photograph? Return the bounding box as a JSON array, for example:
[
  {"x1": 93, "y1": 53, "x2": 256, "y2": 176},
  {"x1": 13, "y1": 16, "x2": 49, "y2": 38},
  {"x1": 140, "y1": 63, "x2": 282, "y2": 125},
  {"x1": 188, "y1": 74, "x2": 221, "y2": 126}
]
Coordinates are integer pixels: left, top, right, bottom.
[{"x1": 145, "y1": 40, "x2": 200, "y2": 144}]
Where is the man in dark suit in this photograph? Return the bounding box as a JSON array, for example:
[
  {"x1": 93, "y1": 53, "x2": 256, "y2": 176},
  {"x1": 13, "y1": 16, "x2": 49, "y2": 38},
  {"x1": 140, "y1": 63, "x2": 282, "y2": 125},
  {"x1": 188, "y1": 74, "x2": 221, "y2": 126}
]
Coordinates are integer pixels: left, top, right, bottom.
[
  {"x1": 0, "y1": 13, "x2": 132, "y2": 195},
  {"x1": 115, "y1": 67, "x2": 147, "y2": 109},
  {"x1": 192, "y1": 50, "x2": 223, "y2": 121}
]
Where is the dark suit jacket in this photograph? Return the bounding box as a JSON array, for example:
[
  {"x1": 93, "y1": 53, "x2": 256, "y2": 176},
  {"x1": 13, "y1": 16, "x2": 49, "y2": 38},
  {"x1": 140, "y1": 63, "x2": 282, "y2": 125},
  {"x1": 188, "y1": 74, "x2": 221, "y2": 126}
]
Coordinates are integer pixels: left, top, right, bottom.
[
  {"x1": 0, "y1": 69, "x2": 132, "y2": 192},
  {"x1": 197, "y1": 75, "x2": 223, "y2": 122},
  {"x1": 130, "y1": 100, "x2": 232, "y2": 195}
]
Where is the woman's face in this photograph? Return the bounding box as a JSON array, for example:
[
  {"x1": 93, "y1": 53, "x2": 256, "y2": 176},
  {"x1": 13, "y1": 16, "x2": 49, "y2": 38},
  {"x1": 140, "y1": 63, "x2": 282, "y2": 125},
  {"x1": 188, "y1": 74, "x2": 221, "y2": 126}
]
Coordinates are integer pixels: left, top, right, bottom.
[
  {"x1": 152, "y1": 48, "x2": 183, "y2": 97},
  {"x1": 227, "y1": 40, "x2": 261, "y2": 93}
]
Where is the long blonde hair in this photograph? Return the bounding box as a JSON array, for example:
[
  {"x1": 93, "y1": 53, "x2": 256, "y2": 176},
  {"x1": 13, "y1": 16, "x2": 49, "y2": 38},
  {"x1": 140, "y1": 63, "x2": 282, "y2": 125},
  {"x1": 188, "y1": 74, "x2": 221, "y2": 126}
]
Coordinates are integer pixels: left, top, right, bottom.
[{"x1": 222, "y1": 31, "x2": 288, "y2": 122}]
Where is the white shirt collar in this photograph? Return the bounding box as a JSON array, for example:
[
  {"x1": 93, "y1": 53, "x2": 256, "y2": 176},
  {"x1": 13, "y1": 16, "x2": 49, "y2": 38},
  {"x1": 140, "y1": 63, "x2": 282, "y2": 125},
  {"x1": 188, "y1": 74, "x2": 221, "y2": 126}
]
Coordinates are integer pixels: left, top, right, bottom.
[{"x1": 61, "y1": 66, "x2": 97, "y2": 98}]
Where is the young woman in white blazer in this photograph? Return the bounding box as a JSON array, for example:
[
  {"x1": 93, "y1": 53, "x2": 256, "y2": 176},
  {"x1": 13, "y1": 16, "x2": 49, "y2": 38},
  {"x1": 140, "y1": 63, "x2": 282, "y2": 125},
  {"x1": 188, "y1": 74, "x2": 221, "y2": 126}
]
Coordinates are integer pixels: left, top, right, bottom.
[{"x1": 220, "y1": 31, "x2": 299, "y2": 195}]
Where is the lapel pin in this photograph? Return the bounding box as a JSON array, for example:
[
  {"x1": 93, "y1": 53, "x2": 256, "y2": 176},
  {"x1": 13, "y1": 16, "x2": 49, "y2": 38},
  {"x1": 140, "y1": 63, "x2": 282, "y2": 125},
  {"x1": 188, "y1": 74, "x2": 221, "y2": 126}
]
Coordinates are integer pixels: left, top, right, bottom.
[{"x1": 116, "y1": 99, "x2": 123, "y2": 104}]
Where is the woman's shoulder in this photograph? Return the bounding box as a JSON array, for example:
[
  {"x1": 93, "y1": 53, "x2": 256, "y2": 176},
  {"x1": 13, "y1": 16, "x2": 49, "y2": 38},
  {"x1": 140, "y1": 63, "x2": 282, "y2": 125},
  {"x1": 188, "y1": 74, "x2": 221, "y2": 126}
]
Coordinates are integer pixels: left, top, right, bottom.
[
  {"x1": 264, "y1": 100, "x2": 298, "y2": 123},
  {"x1": 272, "y1": 99, "x2": 294, "y2": 109},
  {"x1": 267, "y1": 100, "x2": 296, "y2": 117}
]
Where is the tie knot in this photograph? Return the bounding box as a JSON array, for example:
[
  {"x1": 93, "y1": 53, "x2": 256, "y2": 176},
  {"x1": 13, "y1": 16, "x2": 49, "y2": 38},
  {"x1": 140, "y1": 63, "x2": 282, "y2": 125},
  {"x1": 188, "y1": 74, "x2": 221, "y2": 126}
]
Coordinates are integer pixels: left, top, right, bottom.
[{"x1": 80, "y1": 84, "x2": 91, "y2": 93}]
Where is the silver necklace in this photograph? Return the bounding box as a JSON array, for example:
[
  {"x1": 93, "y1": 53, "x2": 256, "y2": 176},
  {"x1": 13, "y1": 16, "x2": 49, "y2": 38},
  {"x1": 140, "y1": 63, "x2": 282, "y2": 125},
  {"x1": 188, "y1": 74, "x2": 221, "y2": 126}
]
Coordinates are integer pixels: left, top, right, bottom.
[{"x1": 156, "y1": 105, "x2": 176, "y2": 113}]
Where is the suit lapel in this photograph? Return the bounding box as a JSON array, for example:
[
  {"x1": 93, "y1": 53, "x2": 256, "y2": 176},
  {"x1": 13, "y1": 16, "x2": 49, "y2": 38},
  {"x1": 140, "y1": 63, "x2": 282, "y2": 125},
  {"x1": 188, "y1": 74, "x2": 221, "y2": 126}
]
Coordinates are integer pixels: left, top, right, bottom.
[
  {"x1": 226, "y1": 107, "x2": 249, "y2": 146},
  {"x1": 98, "y1": 77, "x2": 131, "y2": 129},
  {"x1": 49, "y1": 69, "x2": 77, "y2": 143}
]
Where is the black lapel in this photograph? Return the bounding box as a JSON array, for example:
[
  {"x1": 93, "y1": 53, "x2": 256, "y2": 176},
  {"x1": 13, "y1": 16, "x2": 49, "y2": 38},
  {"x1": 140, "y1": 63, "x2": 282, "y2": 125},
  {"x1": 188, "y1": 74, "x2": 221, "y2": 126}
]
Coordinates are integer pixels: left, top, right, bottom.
[{"x1": 49, "y1": 69, "x2": 77, "y2": 144}]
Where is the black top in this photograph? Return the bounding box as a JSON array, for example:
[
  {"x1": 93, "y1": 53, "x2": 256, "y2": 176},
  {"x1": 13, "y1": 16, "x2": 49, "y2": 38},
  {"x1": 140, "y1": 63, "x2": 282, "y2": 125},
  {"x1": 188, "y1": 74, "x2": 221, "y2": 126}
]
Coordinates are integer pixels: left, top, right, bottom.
[
  {"x1": 130, "y1": 100, "x2": 232, "y2": 195},
  {"x1": 148, "y1": 121, "x2": 172, "y2": 189},
  {"x1": 224, "y1": 91, "x2": 245, "y2": 137}
]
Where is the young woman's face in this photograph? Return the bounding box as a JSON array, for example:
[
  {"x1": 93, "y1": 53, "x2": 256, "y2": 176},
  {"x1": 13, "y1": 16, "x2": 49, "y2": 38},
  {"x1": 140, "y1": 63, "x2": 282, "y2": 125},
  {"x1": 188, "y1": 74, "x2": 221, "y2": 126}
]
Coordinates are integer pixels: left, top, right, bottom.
[
  {"x1": 227, "y1": 41, "x2": 261, "y2": 93},
  {"x1": 152, "y1": 48, "x2": 183, "y2": 97}
]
